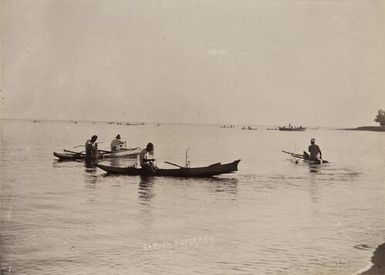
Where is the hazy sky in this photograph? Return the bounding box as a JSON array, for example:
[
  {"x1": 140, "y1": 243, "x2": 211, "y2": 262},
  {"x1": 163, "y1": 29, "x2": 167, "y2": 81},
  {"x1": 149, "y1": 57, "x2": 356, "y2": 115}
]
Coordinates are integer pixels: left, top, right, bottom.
[{"x1": 1, "y1": 0, "x2": 384, "y2": 126}]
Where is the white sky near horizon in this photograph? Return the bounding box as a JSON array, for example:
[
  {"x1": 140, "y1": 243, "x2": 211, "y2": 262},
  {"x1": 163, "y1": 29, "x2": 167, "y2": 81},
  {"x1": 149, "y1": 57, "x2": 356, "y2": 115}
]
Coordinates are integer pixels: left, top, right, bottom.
[{"x1": 1, "y1": 0, "x2": 384, "y2": 127}]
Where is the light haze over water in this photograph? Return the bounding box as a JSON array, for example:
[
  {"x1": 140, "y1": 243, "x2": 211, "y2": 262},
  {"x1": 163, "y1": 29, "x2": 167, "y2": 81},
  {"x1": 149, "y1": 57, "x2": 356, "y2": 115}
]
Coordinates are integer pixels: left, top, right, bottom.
[
  {"x1": 1, "y1": 120, "x2": 384, "y2": 274},
  {"x1": 2, "y1": 1, "x2": 385, "y2": 126}
]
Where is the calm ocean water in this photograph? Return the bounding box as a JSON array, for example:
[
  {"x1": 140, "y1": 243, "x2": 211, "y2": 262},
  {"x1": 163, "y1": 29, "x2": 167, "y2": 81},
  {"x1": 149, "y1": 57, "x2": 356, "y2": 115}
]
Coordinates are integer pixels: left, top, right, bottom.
[{"x1": 1, "y1": 119, "x2": 384, "y2": 274}]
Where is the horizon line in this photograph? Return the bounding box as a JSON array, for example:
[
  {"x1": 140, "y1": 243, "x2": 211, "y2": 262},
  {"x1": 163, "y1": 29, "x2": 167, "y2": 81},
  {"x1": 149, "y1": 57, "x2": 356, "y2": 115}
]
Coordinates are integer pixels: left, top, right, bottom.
[{"x1": 0, "y1": 117, "x2": 368, "y2": 129}]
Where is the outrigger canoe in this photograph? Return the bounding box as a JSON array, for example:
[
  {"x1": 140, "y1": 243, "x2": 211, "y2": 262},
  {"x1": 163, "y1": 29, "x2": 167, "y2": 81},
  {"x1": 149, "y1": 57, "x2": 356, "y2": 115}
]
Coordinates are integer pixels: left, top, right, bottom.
[
  {"x1": 96, "y1": 160, "x2": 241, "y2": 177},
  {"x1": 282, "y1": 151, "x2": 329, "y2": 165},
  {"x1": 54, "y1": 148, "x2": 141, "y2": 161}
]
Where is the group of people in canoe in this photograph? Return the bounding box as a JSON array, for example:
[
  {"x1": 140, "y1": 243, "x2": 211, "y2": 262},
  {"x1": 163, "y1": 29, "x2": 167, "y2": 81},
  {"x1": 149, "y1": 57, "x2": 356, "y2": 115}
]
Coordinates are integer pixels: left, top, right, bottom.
[
  {"x1": 84, "y1": 134, "x2": 158, "y2": 172},
  {"x1": 85, "y1": 134, "x2": 128, "y2": 158}
]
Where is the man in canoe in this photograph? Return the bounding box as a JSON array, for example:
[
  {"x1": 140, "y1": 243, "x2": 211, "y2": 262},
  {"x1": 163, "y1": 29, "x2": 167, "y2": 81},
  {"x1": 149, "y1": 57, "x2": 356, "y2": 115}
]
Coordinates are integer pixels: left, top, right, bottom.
[
  {"x1": 307, "y1": 138, "x2": 322, "y2": 161},
  {"x1": 85, "y1": 135, "x2": 98, "y2": 164},
  {"x1": 139, "y1": 143, "x2": 157, "y2": 174},
  {"x1": 110, "y1": 134, "x2": 125, "y2": 152}
]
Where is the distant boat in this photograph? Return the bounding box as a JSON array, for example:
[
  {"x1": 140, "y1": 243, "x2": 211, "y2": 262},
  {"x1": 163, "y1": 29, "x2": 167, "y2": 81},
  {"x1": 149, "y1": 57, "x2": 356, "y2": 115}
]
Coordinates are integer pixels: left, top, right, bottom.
[
  {"x1": 241, "y1": 126, "x2": 257, "y2": 130},
  {"x1": 125, "y1": 122, "x2": 145, "y2": 126},
  {"x1": 279, "y1": 125, "x2": 306, "y2": 131},
  {"x1": 266, "y1": 128, "x2": 278, "y2": 130}
]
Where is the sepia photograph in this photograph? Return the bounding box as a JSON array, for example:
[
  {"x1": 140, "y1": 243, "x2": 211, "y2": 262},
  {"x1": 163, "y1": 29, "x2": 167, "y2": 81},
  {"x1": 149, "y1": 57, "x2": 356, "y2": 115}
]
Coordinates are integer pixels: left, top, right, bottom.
[{"x1": 1, "y1": 0, "x2": 384, "y2": 274}]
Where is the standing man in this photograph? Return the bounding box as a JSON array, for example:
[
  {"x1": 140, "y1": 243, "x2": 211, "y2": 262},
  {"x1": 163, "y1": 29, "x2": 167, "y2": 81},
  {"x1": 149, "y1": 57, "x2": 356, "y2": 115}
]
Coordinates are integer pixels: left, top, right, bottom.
[
  {"x1": 308, "y1": 138, "x2": 322, "y2": 161},
  {"x1": 85, "y1": 135, "x2": 98, "y2": 165},
  {"x1": 110, "y1": 134, "x2": 125, "y2": 152}
]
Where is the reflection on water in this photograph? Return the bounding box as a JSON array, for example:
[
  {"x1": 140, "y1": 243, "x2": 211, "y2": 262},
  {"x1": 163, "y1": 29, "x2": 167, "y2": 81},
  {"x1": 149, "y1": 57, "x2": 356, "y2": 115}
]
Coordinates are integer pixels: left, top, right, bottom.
[
  {"x1": 52, "y1": 160, "x2": 63, "y2": 168},
  {"x1": 1, "y1": 120, "x2": 384, "y2": 275},
  {"x1": 138, "y1": 176, "x2": 156, "y2": 202},
  {"x1": 52, "y1": 160, "x2": 83, "y2": 169},
  {"x1": 206, "y1": 177, "x2": 238, "y2": 195},
  {"x1": 84, "y1": 168, "x2": 98, "y2": 188},
  {"x1": 309, "y1": 164, "x2": 320, "y2": 173},
  {"x1": 84, "y1": 159, "x2": 96, "y2": 169}
]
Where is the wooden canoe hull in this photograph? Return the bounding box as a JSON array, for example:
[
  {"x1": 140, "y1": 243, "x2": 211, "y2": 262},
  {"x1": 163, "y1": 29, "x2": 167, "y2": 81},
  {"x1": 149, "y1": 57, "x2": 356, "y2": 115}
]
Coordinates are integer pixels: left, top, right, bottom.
[
  {"x1": 96, "y1": 160, "x2": 241, "y2": 177},
  {"x1": 53, "y1": 152, "x2": 83, "y2": 160},
  {"x1": 53, "y1": 148, "x2": 141, "y2": 161}
]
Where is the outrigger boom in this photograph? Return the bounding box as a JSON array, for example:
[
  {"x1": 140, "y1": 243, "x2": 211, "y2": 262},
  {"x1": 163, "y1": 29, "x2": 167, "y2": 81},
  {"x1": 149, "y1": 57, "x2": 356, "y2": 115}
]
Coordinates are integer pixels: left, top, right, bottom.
[{"x1": 282, "y1": 150, "x2": 306, "y2": 159}]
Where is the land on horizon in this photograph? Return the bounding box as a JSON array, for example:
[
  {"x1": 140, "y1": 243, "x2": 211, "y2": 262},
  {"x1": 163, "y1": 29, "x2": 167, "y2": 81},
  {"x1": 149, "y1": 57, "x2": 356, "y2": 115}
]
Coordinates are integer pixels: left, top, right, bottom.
[{"x1": 343, "y1": 126, "x2": 385, "y2": 132}]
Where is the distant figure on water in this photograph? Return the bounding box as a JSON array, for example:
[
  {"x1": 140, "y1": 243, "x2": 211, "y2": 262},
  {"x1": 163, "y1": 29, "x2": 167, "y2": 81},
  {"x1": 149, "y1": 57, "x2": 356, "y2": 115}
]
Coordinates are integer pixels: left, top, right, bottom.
[
  {"x1": 110, "y1": 134, "x2": 125, "y2": 152},
  {"x1": 85, "y1": 135, "x2": 98, "y2": 165},
  {"x1": 139, "y1": 143, "x2": 157, "y2": 174},
  {"x1": 307, "y1": 138, "x2": 322, "y2": 161}
]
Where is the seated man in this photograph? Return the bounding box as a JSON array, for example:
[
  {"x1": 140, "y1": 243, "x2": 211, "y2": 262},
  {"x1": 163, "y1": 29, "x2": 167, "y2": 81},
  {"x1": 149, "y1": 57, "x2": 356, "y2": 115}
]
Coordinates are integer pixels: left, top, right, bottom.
[
  {"x1": 139, "y1": 143, "x2": 157, "y2": 174},
  {"x1": 308, "y1": 138, "x2": 322, "y2": 161},
  {"x1": 110, "y1": 134, "x2": 125, "y2": 152}
]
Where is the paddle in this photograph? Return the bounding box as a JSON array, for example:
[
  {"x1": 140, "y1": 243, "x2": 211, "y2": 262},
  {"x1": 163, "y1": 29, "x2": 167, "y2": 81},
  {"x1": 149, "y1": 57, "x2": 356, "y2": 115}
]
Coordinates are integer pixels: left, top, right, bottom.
[
  {"x1": 164, "y1": 161, "x2": 185, "y2": 168},
  {"x1": 73, "y1": 141, "x2": 104, "y2": 149}
]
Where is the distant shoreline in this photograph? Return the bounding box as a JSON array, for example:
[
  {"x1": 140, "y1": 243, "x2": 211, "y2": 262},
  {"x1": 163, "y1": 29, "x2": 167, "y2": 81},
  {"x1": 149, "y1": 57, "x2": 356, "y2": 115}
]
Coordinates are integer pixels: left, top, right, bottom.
[
  {"x1": 341, "y1": 126, "x2": 385, "y2": 132},
  {"x1": 361, "y1": 242, "x2": 385, "y2": 274}
]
